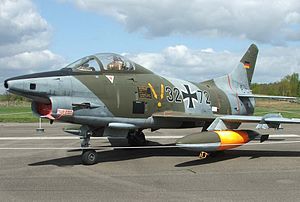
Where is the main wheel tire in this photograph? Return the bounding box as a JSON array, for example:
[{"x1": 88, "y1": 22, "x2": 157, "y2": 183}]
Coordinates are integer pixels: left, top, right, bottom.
[
  {"x1": 82, "y1": 149, "x2": 97, "y2": 165},
  {"x1": 127, "y1": 132, "x2": 147, "y2": 146}
]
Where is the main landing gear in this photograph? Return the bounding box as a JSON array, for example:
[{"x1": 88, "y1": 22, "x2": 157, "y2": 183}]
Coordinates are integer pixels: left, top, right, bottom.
[
  {"x1": 80, "y1": 125, "x2": 97, "y2": 165},
  {"x1": 78, "y1": 126, "x2": 147, "y2": 165},
  {"x1": 127, "y1": 130, "x2": 147, "y2": 146}
]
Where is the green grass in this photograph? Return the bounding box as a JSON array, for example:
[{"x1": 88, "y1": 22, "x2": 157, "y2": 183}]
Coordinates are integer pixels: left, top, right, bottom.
[
  {"x1": 254, "y1": 100, "x2": 300, "y2": 118},
  {"x1": 0, "y1": 105, "x2": 39, "y2": 122},
  {"x1": 254, "y1": 107, "x2": 300, "y2": 118}
]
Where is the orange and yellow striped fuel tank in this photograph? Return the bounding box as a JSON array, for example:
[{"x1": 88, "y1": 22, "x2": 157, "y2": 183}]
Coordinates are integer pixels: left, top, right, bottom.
[{"x1": 176, "y1": 130, "x2": 260, "y2": 152}]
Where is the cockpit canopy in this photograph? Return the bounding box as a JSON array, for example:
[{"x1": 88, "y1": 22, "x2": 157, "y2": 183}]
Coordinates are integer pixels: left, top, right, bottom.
[{"x1": 64, "y1": 53, "x2": 136, "y2": 72}]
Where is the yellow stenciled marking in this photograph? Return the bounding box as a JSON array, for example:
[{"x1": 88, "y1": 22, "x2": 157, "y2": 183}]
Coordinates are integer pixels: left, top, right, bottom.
[
  {"x1": 160, "y1": 84, "x2": 164, "y2": 100},
  {"x1": 157, "y1": 102, "x2": 162, "y2": 108},
  {"x1": 148, "y1": 83, "x2": 158, "y2": 99}
]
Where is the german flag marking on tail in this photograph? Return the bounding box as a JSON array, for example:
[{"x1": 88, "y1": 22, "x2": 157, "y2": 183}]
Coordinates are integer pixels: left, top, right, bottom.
[{"x1": 244, "y1": 61, "x2": 251, "y2": 69}]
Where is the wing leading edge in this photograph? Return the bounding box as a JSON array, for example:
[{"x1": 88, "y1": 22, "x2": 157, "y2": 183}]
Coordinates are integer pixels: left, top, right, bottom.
[
  {"x1": 152, "y1": 111, "x2": 300, "y2": 130},
  {"x1": 238, "y1": 94, "x2": 297, "y2": 100}
]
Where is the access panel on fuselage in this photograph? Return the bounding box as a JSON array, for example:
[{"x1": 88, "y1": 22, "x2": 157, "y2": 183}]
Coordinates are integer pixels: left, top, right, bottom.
[{"x1": 106, "y1": 73, "x2": 137, "y2": 117}]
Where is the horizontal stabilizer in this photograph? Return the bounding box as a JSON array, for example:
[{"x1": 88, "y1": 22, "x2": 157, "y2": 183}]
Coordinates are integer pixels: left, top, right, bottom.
[
  {"x1": 220, "y1": 114, "x2": 300, "y2": 130},
  {"x1": 220, "y1": 114, "x2": 300, "y2": 123}
]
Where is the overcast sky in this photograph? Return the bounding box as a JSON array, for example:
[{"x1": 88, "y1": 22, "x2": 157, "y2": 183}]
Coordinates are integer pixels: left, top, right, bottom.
[{"x1": 1, "y1": 0, "x2": 300, "y2": 93}]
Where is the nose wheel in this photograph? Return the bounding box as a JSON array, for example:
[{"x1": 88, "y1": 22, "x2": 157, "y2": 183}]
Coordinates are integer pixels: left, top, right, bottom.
[
  {"x1": 82, "y1": 149, "x2": 97, "y2": 165},
  {"x1": 80, "y1": 125, "x2": 97, "y2": 165}
]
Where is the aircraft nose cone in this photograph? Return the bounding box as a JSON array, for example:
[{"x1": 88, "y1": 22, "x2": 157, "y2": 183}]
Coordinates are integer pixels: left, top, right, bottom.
[
  {"x1": 3, "y1": 78, "x2": 25, "y2": 93},
  {"x1": 4, "y1": 79, "x2": 8, "y2": 89},
  {"x1": 4, "y1": 78, "x2": 15, "y2": 90}
]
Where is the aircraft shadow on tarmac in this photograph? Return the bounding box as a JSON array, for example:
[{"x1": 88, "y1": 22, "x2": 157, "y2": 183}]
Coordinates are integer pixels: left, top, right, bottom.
[{"x1": 28, "y1": 145, "x2": 300, "y2": 167}]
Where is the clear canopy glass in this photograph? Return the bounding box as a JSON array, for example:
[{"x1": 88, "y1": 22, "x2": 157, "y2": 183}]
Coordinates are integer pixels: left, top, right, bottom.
[{"x1": 63, "y1": 53, "x2": 135, "y2": 72}]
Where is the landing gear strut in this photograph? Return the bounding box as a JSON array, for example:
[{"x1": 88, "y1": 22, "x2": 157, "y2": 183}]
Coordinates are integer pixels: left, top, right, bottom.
[
  {"x1": 199, "y1": 151, "x2": 209, "y2": 159},
  {"x1": 80, "y1": 125, "x2": 97, "y2": 165},
  {"x1": 127, "y1": 130, "x2": 147, "y2": 146},
  {"x1": 80, "y1": 125, "x2": 92, "y2": 147},
  {"x1": 198, "y1": 151, "x2": 225, "y2": 159}
]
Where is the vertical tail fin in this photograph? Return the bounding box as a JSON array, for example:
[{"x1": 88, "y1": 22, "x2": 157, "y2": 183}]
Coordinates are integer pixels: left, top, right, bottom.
[
  {"x1": 230, "y1": 44, "x2": 259, "y2": 87},
  {"x1": 240, "y1": 44, "x2": 259, "y2": 84}
]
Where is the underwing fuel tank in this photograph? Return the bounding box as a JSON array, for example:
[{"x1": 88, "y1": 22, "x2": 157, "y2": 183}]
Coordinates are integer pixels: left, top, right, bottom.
[{"x1": 176, "y1": 130, "x2": 261, "y2": 152}]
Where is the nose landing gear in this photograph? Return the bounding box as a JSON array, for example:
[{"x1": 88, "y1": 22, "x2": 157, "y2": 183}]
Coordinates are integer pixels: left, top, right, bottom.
[
  {"x1": 78, "y1": 126, "x2": 147, "y2": 165},
  {"x1": 80, "y1": 125, "x2": 97, "y2": 165}
]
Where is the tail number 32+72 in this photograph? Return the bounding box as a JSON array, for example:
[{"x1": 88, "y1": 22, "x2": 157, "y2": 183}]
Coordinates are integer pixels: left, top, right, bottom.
[{"x1": 165, "y1": 86, "x2": 211, "y2": 105}]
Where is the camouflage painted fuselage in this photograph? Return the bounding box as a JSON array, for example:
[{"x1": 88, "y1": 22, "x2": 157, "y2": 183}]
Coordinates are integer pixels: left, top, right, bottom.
[
  {"x1": 4, "y1": 65, "x2": 253, "y2": 129},
  {"x1": 8, "y1": 44, "x2": 300, "y2": 162},
  {"x1": 4, "y1": 45, "x2": 258, "y2": 131},
  {"x1": 74, "y1": 68, "x2": 253, "y2": 119}
]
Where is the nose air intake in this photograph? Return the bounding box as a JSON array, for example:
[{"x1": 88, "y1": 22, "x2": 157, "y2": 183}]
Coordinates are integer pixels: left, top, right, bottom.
[{"x1": 4, "y1": 79, "x2": 9, "y2": 89}]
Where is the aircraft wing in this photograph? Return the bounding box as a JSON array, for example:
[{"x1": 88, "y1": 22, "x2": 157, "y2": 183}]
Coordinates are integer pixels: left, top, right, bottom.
[
  {"x1": 218, "y1": 114, "x2": 300, "y2": 130},
  {"x1": 219, "y1": 115, "x2": 300, "y2": 124},
  {"x1": 152, "y1": 111, "x2": 300, "y2": 130},
  {"x1": 238, "y1": 94, "x2": 297, "y2": 100},
  {"x1": 153, "y1": 111, "x2": 300, "y2": 123},
  {"x1": 152, "y1": 111, "x2": 216, "y2": 121}
]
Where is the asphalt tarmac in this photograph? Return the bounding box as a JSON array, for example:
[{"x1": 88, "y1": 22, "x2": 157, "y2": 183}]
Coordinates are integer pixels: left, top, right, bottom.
[{"x1": 0, "y1": 122, "x2": 299, "y2": 202}]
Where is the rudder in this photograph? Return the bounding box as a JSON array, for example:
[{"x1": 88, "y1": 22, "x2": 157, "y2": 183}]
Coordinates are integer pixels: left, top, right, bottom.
[
  {"x1": 228, "y1": 44, "x2": 259, "y2": 89},
  {"x1": 238, "y1": 44, "x2": 259, "y2": 85}
]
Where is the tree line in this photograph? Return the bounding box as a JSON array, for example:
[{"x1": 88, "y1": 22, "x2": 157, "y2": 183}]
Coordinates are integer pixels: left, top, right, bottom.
[{"x1": 251, "y1": 73, "x2": 300, "y2": 97}]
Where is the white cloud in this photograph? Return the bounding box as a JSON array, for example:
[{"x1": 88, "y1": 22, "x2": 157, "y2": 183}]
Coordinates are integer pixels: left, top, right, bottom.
[
  {"x1": 254, "y1": 47, "x2": 300, "y2": 82},
  {"x1": 126, "y1": 44, "x2": 300, "y2": 84},
  {"x1": 1, "y1": 0, "x2": 298, "y2": 95},
  {"x1": 285, "y1": 12, "x2": 300, "y2": 24},
  {"x1": 0, "y1": 50, "x2": 65, "y2": 72},
  {"x1": 0, "y1": 50, "x2": 65, "y2": 93},
  {"x1": 0, "y1": 0, "x2": 51, "y2": 57},
  {"x1": 0, "y1": 0, "x2": 65, "y2": 93},
  {"x1": 127, "y1": 45, "x2": 238, "y2": 82},
  {"x1": 66, "y1": 0, "x2": 300, "y2": 44}
]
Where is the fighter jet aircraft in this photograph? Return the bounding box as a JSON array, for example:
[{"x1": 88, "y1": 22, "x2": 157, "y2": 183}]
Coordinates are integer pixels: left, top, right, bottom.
[{"x1": 4, "y1": 44, "x2": 300, "y2": 165}]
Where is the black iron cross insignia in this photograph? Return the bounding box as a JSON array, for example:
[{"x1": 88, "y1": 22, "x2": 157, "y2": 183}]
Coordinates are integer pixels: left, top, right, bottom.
[{"x1": 181, "y1": 85, "x2": 198, "y2": 108}]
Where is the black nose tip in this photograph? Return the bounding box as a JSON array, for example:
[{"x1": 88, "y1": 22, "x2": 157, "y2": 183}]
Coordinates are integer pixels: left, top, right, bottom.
[{"x1": 4, "y1": 79, "x2": 8, "y2": 89}]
